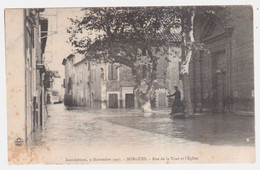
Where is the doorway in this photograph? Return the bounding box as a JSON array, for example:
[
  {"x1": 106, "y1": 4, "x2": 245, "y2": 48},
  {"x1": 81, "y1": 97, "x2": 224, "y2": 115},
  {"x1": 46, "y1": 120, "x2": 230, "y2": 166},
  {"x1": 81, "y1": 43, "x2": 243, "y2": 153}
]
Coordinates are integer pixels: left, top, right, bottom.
[
  {"x1": 125, "y1": 94, "x2": 135, "y2": 108},
  {"x1": 212, "y1": 50, "x2": 226, "y2": 113},
  {"x1": 158, "y1": 93, "x2": 167, "y2": 108},
  {"x1": 108, "y1": 93, "x2": 118, "y2": 108}
]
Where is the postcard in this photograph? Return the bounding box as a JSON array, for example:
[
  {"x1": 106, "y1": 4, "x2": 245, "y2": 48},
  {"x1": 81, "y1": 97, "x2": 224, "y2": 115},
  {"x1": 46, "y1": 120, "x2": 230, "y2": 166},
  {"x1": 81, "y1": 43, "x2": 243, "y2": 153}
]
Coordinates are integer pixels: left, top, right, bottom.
[{"x1": 5, "y1": 6, "x2": 255, "y2": 164}]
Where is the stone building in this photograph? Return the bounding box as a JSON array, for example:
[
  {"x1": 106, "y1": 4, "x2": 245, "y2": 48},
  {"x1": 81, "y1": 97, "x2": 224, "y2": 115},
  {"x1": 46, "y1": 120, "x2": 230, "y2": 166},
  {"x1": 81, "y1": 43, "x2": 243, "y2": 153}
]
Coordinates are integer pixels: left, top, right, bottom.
[
  {"x1": 152, "y1": 45, "x2": 182, "y2": 108},
  {"x1": 62, "y1": 54, "x2": 75, "y2": 105},
  {"x1": 6, "y1": 9, "x2": 48, "y2": 144},
  {"x1": 63, "y1": 36, "x2": 182, "y2": 109},
  {"x1": 189, "y1": 6, "x2": 254, "y2": 114},
  {"x1": 62, "y1": 54, "x2": 137, "y2": 109},
  {"x1": 103, "y1": 63, "x2": 136, "y2": 108},
  {"x1": 63, "y1": 54, "x2": 104, "y2": 108}
]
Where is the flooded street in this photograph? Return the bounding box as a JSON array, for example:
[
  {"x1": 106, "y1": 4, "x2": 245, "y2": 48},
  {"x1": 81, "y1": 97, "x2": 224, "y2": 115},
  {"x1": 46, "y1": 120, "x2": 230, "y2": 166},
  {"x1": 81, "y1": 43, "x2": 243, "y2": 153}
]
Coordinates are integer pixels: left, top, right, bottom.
[
  {"x1": 29, "y1": 104, "x2": 255, "y2": 164},
  {"x1": 4, "y1": 5, "x2": 256, "y2": 165}
]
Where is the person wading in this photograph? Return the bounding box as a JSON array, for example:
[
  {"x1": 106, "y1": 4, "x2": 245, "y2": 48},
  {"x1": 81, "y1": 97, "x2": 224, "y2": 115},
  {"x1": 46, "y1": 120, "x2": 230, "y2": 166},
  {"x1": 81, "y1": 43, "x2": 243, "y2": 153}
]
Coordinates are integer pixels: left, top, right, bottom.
[{"x1": 167, "y1": 86, "x2": 183, "y2": 115}]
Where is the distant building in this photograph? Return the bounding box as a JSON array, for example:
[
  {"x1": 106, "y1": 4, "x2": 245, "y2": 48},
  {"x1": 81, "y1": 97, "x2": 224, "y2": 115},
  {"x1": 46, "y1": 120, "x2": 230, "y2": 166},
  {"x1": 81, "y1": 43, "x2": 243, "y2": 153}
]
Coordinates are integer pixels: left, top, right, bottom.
[
  {"x1": 62, "y1": 33, "x2": 182, "y2": 109},
  {"x1": 152, "y1": 45, "x2": 182, "y2": 108},
  {"x1": 62, "y1": 54, "x2": 76, "y2": 105},
  {"x1": 190, "y1": 6, "x2": 254, "y2": 114},
  {"x1": 44, "y1": 70, "x2": 61, "y2": 104},
  {"x1": 104, "y1": 63, "x2": 136, "y2": 108},
  {"x1": 62, "y1": 54, "x2": 137, "y2": 109}
]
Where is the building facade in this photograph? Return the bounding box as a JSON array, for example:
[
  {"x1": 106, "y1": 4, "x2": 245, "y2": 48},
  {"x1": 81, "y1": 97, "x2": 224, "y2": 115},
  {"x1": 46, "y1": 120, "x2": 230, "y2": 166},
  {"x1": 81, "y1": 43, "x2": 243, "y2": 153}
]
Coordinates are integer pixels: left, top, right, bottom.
[
  {"x1": 152, "y1": 46, "x2": 182, "y2": 108},
  {"x1": 6, "y1": 9, "x2": 49, "y2": 144},
  {"x1": 62, "y1": 54, "x2": 136, "y2": 109},
  {"x1": 104, "y1": 63, "x2": 136, "y2": 108},
  {"x1": 62, "y1": 54, "x2": 76, "y2": 105},
  {"x1": 189, "y1": 6, "x2": 254, "y2": 114},
  {"x1": 63, "y1": 37, "x2": 182, "y2": 109},
  {"x1": 25, "y1": 9, "x2": 49, "y2": 140}
]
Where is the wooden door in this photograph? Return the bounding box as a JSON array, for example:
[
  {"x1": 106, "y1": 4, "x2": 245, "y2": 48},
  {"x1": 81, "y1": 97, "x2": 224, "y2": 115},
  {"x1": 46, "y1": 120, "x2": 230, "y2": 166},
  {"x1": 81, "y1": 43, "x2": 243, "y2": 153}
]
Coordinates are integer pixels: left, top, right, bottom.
[
  {"x1": 212, "y1": 51, "x2": 226, "y2": 113},
  {"x1": 109, "y1": 94, "x2": 118, "y2": 108},
  {"x1": 125, "y1": 94, "x2": 135, "y2": 108}
]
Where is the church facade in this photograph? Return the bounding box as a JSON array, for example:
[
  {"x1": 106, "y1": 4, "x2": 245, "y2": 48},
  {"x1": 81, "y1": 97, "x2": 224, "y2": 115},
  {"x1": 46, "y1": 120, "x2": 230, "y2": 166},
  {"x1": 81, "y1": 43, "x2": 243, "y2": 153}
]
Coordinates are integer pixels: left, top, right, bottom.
[{"x1": 189, "y1": 6, "x2": 254, "y2": 114}]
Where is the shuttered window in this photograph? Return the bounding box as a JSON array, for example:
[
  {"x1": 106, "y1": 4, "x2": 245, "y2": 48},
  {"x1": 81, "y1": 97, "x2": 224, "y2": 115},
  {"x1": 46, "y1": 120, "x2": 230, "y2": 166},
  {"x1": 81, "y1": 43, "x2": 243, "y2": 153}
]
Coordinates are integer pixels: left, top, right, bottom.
[{"x1": 108, "y1": 64, "x2": 118, "y2": 80}]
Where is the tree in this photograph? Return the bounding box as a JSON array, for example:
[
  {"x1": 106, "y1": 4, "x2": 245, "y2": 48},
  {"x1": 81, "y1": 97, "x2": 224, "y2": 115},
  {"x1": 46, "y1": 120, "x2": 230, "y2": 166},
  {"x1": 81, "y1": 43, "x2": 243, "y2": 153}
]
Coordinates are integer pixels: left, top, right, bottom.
[
  {"x1": 44, "y1": 70, "x2": 60, "y2": 89},
  {"x1": 68, "y1": 6, "x2": 228, "y2": 115},
  {"x1": 178, "y1": 6, "x2": 231, "y2": 116}
]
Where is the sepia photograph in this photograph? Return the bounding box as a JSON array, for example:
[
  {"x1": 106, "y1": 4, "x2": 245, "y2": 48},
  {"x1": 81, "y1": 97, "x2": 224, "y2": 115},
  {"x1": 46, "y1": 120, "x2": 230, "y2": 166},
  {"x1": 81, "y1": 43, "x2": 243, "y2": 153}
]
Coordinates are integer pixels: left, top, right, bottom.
[{"x1": 4, "y1": 4, "x2": 255, "y2": 164}]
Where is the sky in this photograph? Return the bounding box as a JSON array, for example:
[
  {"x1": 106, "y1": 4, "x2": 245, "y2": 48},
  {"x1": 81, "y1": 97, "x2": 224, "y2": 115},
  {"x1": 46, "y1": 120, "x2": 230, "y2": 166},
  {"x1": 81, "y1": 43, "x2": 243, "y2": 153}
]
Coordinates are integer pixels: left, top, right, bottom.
[{"x1": 42, "y1": 8, "x2": 83, "y2": 91}]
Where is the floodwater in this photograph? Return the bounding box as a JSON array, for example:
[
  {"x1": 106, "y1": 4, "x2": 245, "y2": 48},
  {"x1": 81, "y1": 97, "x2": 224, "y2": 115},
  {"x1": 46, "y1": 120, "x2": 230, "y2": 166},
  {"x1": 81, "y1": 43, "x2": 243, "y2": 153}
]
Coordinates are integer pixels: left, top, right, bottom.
[{"x1": 29, "y1": 104, "x2": 255, "y2": 163}]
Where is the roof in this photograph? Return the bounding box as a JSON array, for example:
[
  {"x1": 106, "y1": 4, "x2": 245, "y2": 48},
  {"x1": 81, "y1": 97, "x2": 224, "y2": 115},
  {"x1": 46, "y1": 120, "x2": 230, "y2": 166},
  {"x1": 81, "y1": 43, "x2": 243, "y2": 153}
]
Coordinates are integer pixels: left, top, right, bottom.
[
  {"x1": 62, "y1": 54, "x2": 75, "y2": 65},
  {"x1": 67, "y1": 54, "x2": 75, "y2": 60},
  {"x1": 74, "y1": 57, "x2": 88, "y2": 67},
  {"x1": 62, "y1": 58, "x2": 67, "y2": 65}
]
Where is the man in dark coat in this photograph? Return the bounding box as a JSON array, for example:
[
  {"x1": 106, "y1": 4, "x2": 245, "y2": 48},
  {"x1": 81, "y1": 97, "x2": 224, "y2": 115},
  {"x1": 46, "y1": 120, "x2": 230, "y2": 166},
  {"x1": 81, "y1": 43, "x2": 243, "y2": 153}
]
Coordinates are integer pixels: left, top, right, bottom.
[{"x1": 167, "y1": 86, "x2": 182, "y2": 114}]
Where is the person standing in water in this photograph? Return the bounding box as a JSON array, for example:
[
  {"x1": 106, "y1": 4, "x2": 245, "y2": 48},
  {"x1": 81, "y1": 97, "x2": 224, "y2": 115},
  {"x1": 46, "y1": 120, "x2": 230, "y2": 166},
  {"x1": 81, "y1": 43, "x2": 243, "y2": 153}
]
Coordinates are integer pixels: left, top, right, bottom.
[{"x1": 167, "y1": 86, "x2": 181, "y2": 114}]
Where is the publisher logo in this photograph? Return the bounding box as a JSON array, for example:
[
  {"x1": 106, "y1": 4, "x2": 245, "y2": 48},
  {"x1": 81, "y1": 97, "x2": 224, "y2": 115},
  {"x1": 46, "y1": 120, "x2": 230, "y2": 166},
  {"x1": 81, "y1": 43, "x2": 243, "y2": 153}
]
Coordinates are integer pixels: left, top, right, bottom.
[{"x1": 14, "y1": 137, "x2": 24, "y2": 146}]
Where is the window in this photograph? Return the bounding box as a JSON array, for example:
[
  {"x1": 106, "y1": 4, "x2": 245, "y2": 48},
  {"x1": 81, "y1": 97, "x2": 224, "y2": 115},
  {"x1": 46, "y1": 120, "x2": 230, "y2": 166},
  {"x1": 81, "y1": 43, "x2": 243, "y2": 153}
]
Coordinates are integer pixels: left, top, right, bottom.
[
  {"x1": 204, "y1": 21, "x2": 216, "y2": 38},
  {"x1": 88, "y1": 62, "x2": 90, "y2": 71},
  {"x1": 108, "y1": 64, "x2": 118, "y2": 80},
  {"x1": 142, "y1": 48, "x2": 147, "y2": 56},
  {"x1": 68, "y1": 77, "x2": 72, "y2": 91},
  {"x1": 101, "y1": 68, "x2": 104, "y2": 80},
  {"x1": 142, "y1": 65, "x2": 146, "y2": 78}
]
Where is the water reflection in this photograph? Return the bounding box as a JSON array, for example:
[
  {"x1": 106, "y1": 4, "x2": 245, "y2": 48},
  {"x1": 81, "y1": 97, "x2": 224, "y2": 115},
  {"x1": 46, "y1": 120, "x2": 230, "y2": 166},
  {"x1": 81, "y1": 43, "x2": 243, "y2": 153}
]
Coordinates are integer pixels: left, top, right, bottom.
[
  {"x1": 30, "y1": 104, "x2": 254, "y2": 151},
  {"x1": 103, "y1": 113, "x2": 254, "y2": 146}
]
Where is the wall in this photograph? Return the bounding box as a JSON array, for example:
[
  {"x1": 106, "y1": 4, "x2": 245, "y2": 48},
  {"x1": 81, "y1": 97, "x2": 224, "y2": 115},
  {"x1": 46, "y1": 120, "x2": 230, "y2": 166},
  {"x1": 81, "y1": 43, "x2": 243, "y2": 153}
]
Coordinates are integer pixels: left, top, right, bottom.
[
  {"x1": 153, "y1": 46, "x2": 182, "y2": 108},
  {"x1": 63, "y1": 57, "x2": 103, "y2": 108},
  {"x1": 6, "y1": 9, "x2": 27, "y2": 146},
  {"x1": 64, "y1": 55, "x2": 75, "y2": 106},
  {"x1": 230, "y1": 6, "x2": 254, "y2": 112},
  {"x1": 63, "y1": 46, "x2": 182, "y2": 109},
  {"x1": 105, "y1": 64, "x2": 135, "y2": 108},
  {"x1": 190, "y1": 6, "x2": 254, "y2": 113}
]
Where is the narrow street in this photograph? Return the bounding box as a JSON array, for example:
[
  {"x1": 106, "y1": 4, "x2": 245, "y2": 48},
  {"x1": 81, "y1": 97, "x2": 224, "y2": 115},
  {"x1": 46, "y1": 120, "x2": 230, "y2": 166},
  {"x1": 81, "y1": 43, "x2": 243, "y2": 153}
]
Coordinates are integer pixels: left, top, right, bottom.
[{"x1": 28, "y1": 104, "x2": 255, "y2": 164}]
